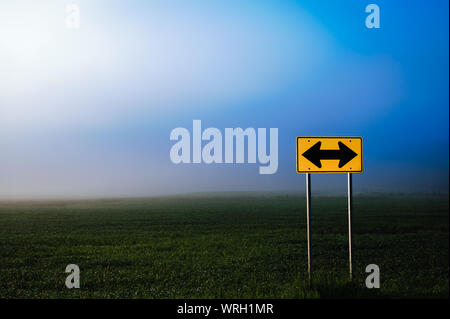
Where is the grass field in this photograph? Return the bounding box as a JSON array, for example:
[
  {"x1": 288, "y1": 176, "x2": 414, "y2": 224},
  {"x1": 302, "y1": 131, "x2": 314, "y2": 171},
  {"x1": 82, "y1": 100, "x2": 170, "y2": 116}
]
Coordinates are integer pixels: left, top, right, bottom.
[{"x1": 0, "y1": 193, "x2": 448, "y2": 298}]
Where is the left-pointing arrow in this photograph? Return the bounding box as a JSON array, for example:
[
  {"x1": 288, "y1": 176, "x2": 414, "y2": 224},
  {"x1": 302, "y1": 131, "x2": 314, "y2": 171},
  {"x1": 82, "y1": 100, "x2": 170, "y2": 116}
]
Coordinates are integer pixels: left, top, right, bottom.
[{"x1": 302, "y1": 141, "x2": 357, "y2": 168}]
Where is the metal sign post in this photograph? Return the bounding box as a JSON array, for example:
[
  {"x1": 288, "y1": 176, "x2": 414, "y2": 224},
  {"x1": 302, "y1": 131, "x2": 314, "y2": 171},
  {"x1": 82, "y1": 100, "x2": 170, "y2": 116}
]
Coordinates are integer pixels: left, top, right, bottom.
[
  {"x1": 297, "y1": 137, "x2": 362, "y2": 283},
  {"x1": 347, "y1": 173, "x2": 353, "y2": 280},
  {"x1": 306, "y1": 173, "x2": 311, "y2": 282}
]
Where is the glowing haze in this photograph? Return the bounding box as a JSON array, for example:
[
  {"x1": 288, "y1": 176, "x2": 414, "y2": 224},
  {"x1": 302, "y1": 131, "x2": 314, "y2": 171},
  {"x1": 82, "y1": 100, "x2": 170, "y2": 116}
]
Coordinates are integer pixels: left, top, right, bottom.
[{"x1": 0, "y1": 1, "x2": 448, "y2": 199}]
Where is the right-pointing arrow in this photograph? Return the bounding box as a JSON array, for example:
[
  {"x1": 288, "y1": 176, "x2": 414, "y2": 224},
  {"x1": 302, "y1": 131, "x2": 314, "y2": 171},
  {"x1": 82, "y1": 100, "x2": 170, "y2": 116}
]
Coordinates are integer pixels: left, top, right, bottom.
[{"x1": 302, "y1": 141, "x2": 358, "y2": 168}]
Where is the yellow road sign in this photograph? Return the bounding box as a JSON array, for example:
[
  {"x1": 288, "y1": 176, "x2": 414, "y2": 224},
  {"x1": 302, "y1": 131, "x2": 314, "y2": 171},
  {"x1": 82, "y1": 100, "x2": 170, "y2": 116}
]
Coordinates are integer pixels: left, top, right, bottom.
[{"x1": 297, "y1": 137, "x2": 362, "y2": 173}]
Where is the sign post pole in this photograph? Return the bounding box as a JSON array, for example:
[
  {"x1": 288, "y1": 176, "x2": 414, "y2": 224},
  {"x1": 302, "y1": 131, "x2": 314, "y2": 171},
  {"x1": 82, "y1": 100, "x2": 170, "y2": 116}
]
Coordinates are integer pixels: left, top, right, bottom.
[
  {"x1": 297, "y1": 137, "x2": 362, "y2": 283},
  {"x1": 306, "y1": 173, "x2": 311, "y2": 283},
  {"x1": 347, "y1": 172, "x2": 353, "y2": 280}
]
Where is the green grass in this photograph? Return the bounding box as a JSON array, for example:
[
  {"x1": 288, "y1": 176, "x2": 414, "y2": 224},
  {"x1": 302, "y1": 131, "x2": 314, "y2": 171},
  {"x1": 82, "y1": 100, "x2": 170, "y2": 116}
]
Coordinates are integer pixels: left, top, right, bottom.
[{"x1": 0, "y1": 193, "x2": 448, "y2": 298}]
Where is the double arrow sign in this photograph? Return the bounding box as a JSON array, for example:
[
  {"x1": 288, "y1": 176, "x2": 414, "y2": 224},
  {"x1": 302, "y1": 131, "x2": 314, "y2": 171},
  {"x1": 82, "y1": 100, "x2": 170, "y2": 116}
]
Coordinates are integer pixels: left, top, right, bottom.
[
  {"x1": 296, "y1": 136, "x2": 363, "y2": 281},
  {"x1": 297, "y1": 137, "x2": 362, "y2": 173}
]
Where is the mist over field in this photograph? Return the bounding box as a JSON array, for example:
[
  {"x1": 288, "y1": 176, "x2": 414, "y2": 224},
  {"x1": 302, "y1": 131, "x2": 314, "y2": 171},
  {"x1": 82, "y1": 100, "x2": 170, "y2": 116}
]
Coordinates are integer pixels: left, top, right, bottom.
[
  {"x1": 0, "y1": 1, "x2": 448, "y2": 199},
  {"x1": 0, "y1": 2, "x2": 448, "y2": 303}
]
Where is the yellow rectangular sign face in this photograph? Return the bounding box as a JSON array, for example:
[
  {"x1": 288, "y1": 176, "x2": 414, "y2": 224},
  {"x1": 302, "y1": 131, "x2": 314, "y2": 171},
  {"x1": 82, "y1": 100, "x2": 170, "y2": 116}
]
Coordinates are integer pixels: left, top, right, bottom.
[{"x1": 297, "y1": 137, "x2": 362, "y2": 173}]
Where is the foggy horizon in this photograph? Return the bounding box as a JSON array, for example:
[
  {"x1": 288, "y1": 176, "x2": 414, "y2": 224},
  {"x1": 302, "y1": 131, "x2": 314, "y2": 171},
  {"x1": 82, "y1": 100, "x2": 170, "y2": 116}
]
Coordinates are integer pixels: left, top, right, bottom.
[{"x1": 1, "y1": 1, "x2": 448, "y2": 200}]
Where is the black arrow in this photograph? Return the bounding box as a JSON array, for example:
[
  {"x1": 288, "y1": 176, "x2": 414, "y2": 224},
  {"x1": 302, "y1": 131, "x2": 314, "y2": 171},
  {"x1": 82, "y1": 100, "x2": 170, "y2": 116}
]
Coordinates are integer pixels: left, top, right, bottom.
[{"x1": 302, "y1": 141, "x2": 357, "y2": 168}]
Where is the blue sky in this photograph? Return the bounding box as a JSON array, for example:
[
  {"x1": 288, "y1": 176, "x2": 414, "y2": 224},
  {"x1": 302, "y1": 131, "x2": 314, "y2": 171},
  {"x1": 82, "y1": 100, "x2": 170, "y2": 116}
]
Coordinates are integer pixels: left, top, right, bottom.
[{"x1": 0, "y1": 0, "x2": 448, "y2": 198}]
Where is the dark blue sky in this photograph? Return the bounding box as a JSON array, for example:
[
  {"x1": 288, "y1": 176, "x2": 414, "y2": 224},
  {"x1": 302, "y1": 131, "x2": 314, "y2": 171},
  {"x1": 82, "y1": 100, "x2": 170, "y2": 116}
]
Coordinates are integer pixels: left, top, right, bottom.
[{"x1": 0, "y1": 0, "x2": 448, "y2": 198}]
